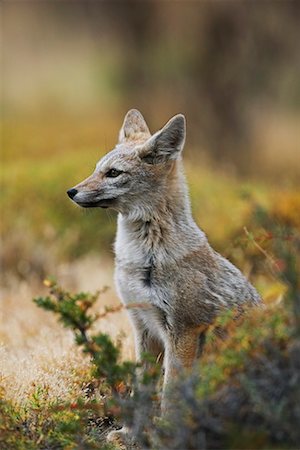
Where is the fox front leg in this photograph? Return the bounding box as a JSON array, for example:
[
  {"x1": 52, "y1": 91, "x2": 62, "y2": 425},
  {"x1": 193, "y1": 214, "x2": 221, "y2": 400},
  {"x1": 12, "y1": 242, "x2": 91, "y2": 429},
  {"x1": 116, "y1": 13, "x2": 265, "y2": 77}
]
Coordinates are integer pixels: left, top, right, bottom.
[
  {"x1": 106, "y1": 315, "x2": 163, "y2": 447},
  {"x1": 129, "y1": 312, "x2": 164, "y2": 370}
]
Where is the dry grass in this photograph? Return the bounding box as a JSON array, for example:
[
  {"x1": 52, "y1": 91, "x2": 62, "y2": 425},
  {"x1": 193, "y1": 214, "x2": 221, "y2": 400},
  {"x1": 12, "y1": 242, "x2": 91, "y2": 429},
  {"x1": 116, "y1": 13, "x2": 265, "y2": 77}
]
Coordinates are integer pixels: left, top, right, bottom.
[{"x1": 0, "y1": 255, "x2": 133, "y2": 406}]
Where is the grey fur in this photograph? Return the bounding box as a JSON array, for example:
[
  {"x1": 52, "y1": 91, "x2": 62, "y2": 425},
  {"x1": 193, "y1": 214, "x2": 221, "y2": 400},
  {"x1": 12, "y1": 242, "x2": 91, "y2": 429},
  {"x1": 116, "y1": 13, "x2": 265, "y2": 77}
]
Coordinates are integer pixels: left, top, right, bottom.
[{"x1": 69, "y1": 109, "x2": 262, "y2": 417}]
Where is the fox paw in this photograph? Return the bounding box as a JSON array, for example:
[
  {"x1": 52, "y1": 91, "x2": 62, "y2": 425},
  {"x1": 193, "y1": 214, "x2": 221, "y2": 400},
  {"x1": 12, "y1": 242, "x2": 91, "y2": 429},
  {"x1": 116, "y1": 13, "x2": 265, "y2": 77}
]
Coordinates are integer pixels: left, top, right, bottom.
[{"x1": 107, "y1": 427, "x2": 138, "y2": 449}]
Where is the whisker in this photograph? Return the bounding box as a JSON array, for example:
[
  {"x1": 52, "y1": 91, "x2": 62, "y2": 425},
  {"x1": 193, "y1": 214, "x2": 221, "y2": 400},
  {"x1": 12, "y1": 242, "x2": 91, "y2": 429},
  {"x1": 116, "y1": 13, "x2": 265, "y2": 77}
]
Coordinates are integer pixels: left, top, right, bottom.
[{"x1": 106, "y1": 209, "x2": 113, "y2": 224}]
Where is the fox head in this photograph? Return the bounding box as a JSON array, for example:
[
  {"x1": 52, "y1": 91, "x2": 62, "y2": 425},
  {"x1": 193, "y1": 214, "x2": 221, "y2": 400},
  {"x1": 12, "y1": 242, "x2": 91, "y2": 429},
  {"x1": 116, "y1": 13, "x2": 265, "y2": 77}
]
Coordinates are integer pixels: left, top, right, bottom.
[{"x1": 67, "y1": 109, "x2": 186, "y2": 219}]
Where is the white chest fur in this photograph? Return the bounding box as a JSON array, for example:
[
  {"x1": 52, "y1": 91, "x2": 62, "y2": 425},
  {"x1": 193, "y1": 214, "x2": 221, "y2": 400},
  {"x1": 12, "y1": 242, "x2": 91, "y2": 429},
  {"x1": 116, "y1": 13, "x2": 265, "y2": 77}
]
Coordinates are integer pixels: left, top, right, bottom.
[
  {"x1": 114, "y1": 213, "x2": 204, "y2": 307},
  {"x1": 114, "y1": 214, "x2": 162, "y2": 307}
]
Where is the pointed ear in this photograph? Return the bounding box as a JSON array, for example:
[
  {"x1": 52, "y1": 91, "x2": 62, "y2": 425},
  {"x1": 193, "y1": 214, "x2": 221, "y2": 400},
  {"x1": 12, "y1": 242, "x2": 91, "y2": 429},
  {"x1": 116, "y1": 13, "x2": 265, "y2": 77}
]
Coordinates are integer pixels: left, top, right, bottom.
[
  {"x1": 119, "y1": 109, "x2": 151, "y2": 142},
  {"x1": 138, "y1": 114, "x2": 186, "y2": 164}
]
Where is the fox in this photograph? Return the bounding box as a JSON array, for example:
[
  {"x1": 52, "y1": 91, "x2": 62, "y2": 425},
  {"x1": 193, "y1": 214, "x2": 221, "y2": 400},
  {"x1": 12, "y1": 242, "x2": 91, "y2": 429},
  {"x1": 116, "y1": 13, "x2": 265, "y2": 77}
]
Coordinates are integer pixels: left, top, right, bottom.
[{"x1": 67, "y1": 109, "x2": 261, "y2": 441}]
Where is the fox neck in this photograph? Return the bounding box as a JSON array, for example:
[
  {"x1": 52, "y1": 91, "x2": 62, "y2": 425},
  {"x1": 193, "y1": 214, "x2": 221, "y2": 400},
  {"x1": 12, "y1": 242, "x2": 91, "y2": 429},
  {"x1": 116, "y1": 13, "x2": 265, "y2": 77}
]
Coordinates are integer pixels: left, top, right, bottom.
[
  {"x1": 125, "y1": 160, "x2": 192, "y2": 223},
  {"x1": 116, "y1": 161, "x2": 205, "y2": 262}
]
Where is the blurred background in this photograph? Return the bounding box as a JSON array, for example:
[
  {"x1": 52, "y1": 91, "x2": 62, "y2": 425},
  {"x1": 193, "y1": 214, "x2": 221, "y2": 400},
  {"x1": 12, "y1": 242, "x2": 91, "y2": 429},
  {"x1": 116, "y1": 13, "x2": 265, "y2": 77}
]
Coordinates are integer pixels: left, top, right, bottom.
[
  {"x1": 1, "y1": 3, "x2": 300, "y2": 444},
  {"x1": 2, "y1": 1, "x2": 300, "y2": 278}
]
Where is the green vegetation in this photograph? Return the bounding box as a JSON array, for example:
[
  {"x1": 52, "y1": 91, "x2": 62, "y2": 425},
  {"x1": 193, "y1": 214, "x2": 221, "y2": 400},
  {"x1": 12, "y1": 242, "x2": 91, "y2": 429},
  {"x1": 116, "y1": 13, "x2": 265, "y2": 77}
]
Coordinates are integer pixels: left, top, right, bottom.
[{"x1": 34, "y1": 280, "x2": 138, "y2": 391}]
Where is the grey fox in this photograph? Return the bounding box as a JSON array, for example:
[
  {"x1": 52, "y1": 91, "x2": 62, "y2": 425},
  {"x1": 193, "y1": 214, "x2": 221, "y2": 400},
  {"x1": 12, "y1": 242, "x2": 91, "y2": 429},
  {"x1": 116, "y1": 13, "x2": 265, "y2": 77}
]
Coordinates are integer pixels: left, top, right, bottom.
[{"x1": 67, "y1": 109, "x2": 261, "y2": 427}]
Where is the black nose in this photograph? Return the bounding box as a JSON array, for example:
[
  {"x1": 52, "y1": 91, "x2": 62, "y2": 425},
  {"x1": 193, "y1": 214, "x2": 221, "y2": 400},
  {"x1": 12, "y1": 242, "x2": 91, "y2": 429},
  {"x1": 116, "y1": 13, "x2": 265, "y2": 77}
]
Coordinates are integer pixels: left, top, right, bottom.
[{"x1": 67, "y1": 188, "x2": 78, "y2": 199}]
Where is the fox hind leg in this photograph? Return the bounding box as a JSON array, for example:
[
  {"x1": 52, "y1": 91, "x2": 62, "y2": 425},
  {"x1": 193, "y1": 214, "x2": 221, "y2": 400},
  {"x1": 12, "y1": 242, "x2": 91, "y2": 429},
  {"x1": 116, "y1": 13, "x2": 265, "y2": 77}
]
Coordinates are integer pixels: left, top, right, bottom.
[{"x1": 162, "y1": 326, "x2": 207, "y2": 412}]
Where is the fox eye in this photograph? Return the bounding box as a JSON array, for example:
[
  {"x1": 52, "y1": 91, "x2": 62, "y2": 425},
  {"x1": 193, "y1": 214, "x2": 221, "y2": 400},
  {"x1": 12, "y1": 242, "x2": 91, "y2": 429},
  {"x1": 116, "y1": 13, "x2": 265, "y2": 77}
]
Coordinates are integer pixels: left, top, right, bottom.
[{"x1": 106, "y1": 168, "x2": 122, "y2": 178}]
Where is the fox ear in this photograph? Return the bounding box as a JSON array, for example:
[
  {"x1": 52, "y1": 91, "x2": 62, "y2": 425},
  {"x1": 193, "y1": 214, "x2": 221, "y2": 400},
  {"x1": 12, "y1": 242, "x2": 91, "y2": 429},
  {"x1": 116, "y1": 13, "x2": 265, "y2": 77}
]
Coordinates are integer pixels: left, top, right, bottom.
[
  {"x1": 139, "y1": 114, "x2": 186, "y2": 164},
  {"x1": 119, "y1": 109, "x2": 151, "y2": 142}
]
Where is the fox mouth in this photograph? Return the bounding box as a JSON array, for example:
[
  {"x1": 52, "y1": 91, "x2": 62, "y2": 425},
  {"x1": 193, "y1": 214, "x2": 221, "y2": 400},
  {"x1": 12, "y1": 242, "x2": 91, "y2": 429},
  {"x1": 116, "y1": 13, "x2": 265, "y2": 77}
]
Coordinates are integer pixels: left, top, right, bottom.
[{"x1": 76, "y1": 198, "x2": 117, "y2": 209}]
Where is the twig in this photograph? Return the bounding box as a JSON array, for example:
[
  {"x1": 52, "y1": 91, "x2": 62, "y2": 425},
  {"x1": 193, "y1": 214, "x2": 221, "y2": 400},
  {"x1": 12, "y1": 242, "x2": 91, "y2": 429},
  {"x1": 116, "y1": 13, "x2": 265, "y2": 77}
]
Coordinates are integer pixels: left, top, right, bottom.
[{"x1": 243, "y1": 226, "x2": 280, "y2": 272}]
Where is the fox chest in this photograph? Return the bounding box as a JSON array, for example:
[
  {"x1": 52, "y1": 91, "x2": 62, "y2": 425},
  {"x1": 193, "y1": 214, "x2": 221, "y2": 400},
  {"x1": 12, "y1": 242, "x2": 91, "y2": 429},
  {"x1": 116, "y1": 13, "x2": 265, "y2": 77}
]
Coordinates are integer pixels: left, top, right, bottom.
[
  {"x1": 114, "y1": 222, "x2": 181, "y2": 310},
  {"x1": 115, "y1": 263, "x2": 158, "y2": 307}
]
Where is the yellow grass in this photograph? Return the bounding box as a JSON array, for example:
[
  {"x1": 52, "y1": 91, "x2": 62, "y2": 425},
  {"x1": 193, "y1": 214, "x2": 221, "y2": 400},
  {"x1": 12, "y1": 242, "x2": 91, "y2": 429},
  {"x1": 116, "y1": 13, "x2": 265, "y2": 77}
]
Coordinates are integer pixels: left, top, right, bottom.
[{"x1": 0, "y1": 255, "x2": 134, "y2": 405}]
